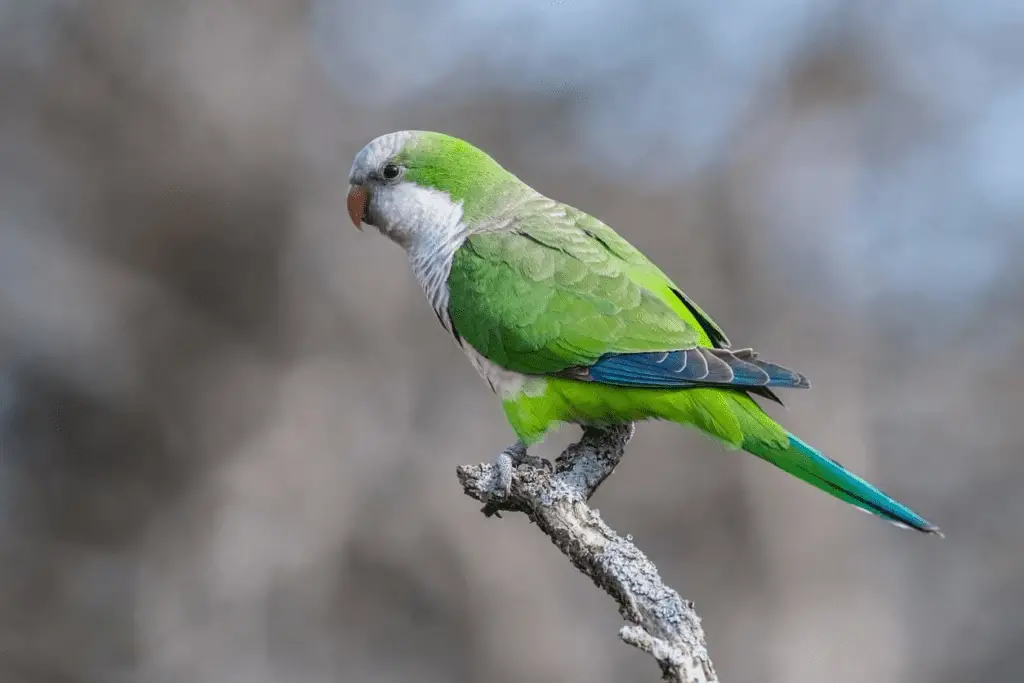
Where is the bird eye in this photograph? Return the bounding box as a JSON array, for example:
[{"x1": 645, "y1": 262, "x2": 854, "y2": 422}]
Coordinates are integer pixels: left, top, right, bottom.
[{"x1": 381, "y1": 163, "x2": 401, "y2": 181}]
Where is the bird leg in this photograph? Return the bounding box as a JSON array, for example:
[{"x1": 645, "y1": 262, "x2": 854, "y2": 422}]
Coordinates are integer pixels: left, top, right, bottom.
[{"x1": 480, "y1": 441, "x2": 552, "y2": 516}]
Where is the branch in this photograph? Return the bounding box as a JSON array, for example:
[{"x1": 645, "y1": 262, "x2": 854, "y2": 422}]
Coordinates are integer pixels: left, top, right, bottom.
[{"x1": 456, "y1": 424, "x2": 719, "y2": 683}]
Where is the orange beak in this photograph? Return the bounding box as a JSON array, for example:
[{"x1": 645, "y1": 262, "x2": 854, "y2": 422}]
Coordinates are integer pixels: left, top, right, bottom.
[{"x1": 347, "y1": 184, "x2": 368, "y2": 230}]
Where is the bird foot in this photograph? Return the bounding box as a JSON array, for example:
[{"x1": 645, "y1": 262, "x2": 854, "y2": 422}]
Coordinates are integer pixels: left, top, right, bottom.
[{"x1": 480, "y1": 442, "x2": 552, "y2": 517}]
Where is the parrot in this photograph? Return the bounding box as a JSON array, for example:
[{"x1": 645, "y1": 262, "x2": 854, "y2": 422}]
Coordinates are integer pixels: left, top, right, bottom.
[{"x1": 347, "y1": 130, "x2": 939, "y2": 534}]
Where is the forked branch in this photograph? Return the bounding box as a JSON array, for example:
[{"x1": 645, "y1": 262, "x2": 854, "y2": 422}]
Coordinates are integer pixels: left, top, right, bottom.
[{"x1": 456, "y1": 424, "x2": 718, "y2": 683}]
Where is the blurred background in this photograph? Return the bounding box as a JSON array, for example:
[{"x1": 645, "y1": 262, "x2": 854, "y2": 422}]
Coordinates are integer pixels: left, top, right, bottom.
[{"x1": 1, "y1": 1, "x2": 1022, "y2": 681}]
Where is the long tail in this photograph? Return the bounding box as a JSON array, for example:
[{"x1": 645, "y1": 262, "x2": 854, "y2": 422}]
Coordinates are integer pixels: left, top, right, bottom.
[
  {"x1": 611, "y1": 385, "x2": 940, "y2": 533},
  {"x1": 744, "y1": 430, "x2": 941, "y2": 535}
]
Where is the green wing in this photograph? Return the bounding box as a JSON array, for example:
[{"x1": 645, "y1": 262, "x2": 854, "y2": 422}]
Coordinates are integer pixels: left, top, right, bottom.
[
  {"x1": 564, "y1": 207, "x2": 731, "y2": 348},
  {"x1": 446, "y1": 201, "x2": 706, "y2": 375},
  {"x1": 447, "y1": 199, "x2": 809, "y2": 391}
]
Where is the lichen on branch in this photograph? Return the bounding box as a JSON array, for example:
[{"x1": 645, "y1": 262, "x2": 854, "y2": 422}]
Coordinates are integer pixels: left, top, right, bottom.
[{"x1": 456, "y1": 424, "x2": 719, "y2": 683}]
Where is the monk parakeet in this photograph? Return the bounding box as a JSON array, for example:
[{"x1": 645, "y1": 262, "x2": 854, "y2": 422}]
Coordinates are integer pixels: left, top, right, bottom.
[{"x1": 347, "y1": 130, "x2": 939, "y2": 534}]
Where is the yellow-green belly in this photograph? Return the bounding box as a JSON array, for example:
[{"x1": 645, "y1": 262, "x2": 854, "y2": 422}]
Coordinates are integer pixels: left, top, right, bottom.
[{"x1": 502, "y1": 376, "x2": 786, "y2": 449}]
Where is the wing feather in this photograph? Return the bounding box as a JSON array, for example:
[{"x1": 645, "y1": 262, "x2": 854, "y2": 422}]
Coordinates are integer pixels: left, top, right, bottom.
[{"x1": 447, "y1": 197, "x2": 808, "y2": 392}]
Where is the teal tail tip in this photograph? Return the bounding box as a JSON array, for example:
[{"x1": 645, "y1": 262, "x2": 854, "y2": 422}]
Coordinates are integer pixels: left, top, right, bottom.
[
  {"x1": 784, "y1": 434, "x2": 943, "y2": 537},
  {"x1": 876, "y1": 510, "x2": 944, "y2": 538}
]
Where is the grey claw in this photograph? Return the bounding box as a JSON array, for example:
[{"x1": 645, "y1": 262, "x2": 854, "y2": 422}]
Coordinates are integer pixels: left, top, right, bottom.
[
  {"x1": 519, "y1": 454, "x2": 553, "y2": 471},
  {"x1": 493, "y1": 450, "x2": 515, "y2": 498},
  {"x1": 502, "y1": 442, "x2": 551, "y2": 472},
  {"x1": 479, "y1": 442, "x2": 549, "y2": 517}
]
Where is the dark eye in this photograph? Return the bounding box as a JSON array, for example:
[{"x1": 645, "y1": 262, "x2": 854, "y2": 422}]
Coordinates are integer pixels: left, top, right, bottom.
[{"x1": 381, "y1": 163, "x2": 401, "y2": 180}]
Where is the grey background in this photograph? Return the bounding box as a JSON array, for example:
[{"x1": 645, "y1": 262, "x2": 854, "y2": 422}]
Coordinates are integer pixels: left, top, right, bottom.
[{"x1": 1, "y1": 1, "x2": 1022, "y2": 681}]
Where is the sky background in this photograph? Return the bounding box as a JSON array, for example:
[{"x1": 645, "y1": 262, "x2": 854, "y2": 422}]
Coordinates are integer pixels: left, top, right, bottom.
[{"x1": 1, "y1": 1, "x2": 1022, "y2": 682}]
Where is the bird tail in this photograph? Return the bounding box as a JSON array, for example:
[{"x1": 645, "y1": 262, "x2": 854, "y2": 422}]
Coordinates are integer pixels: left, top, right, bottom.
[{"x1": 743, "y1": 430, "x2": 941, "y2": 535}]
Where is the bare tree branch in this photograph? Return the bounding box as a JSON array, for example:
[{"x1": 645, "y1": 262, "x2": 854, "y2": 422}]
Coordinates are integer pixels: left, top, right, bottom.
[{"x1": 456, "y1": 424, "x2": 719, "y2": 683}]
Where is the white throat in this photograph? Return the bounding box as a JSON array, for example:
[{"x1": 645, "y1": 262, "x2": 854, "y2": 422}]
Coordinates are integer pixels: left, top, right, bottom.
[{"x1": 373, "y1": 183, "x2": 467, "y2": 330}]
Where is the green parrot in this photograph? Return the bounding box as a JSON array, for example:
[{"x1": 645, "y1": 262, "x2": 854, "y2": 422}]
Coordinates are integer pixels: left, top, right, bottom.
[{"x1": 347, "y1": 130, "x2": 939, "y2": 534}]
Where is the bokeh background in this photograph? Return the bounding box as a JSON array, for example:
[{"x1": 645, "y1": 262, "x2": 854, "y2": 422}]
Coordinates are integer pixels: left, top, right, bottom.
[{"x1": 1, "y1": 1, "x2": 1022, "y2": 681}]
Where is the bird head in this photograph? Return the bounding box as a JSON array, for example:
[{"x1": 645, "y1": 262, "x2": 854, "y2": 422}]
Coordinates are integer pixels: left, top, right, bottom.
[{"x1": 347, "y1": 130, "x2": 522, "y2": 249}]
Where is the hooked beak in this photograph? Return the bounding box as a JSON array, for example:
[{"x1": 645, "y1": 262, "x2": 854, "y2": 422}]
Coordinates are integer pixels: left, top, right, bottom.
[{"x1": 347, "y1": 184, "x2": 368, "y2": 230}]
